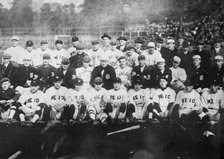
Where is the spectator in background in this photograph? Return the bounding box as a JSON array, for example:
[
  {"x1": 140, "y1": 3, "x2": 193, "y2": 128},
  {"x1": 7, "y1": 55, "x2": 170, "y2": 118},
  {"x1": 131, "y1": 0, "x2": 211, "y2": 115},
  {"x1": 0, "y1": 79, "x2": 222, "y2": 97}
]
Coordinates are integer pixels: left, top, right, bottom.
[
  {"x1": 116, "y1": 36, "x2": 128, "y2": 52},
  {"x1": 210, "y1": 38, "x2": 224, "y2": 66},
  {"x1": 155, "y1": 37, "x2": 165, "y2": 53},
  {"x1": 108, "y1": 40, "x2": 123, "y2": 64},
  {"x1": 67, "y1": 36, "x2": 79, "y2": 56},
  {"x1": 3, "y1": 36, "x2": 25, "y2": 64},
  {"x1": 176, "y1": 35, "x2": 185, "y2": 51},
  {"x1": 101, "y1": 33, "x2": 111, "y2": 52},
  {"x1": 124, "y1": 44, "x2": 139, "y2": 67},
  {"x1": 134, "y1": 37, "x2": 144, "y2": 55}
]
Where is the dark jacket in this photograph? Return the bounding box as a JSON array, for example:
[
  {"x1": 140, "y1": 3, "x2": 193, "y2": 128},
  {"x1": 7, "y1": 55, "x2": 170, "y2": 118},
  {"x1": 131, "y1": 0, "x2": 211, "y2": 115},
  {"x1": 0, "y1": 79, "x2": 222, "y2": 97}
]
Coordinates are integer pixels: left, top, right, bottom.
[
  {"x1": 116, "y1": 45, "x2": 128, "y2": 52},
  {"x1": 69, "y1": 53, "x2": 86, "y2": 69},
  {"x1": 192, "y1": 49, "x2": 211, "y2": 72},
  {"x1": 151, "y1": 67, "x2": 172, "y2": 88},
  {"x1": 210, "y1": 47, "x2": 224, "y2": 66},
  {"x1": 177, "y1": 51, "x2": 194, "y2": 78},
  {"x1": 90, "y1": 64, "x2": 116, "y2": 90},
  {"x1": 0, "y1": 62, "x2": 15, "y2": 81},
  {"x1": 189, "y1": 66, "x2": 209, "y2": 89},
  {"x1": 209, "y1": 65, "x2": 224, "y2": 87},
  {"x1": 57, "y1": 66, "x2": 76, "y2": 88},
  {"x1": 160, "y1": 47, "x2": 178, "y2": 68}
]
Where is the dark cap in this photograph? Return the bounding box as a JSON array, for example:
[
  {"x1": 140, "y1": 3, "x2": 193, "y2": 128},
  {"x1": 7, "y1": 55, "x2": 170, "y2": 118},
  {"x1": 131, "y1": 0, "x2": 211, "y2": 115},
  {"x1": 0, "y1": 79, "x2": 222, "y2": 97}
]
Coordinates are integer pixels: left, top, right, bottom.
[
  {"x1": 94, "y1": 77, "x2": 103, "y2": 85},
  {"x1": 159, "y1": 75, "x2": 168, "y2": 81},
  {"x1": 110, "y1": 40, "x2": 118, "y2": 46},
  {"x1": 118, "y1": 56, "x2": 127, "y2": 61},
  {"x1": 101, "y1": 33, "x2": 111, "y2": 39},
  {"x1": 184, "y1": 79, "x2": 194, "y2": 86},
  {"x1": 71, "y1": 36, "x2": 79, "y2": 42},
  {"x1": 132, "y1": 77, "x2": 142, "y2": 85},
  {"x1": 83, "y1": 56, "x2": 91, "y2": 63},
  {"x1": 30, "y1": 80, "x2": 40, "y2": 86},
  {"x1": 126, "y1": 44, "x2": 136, "y2": 51},
  {"x1": 62, "y1": 58, "x2": 70, "y2": 65},
  {"x1": 40, "y1": 40, "x2": 48, "y2": 45},
  {"x1": 182, "y1": 40, "x2": 189, "y2": 48},
  {"x1": 1, "y1": 77, "x2": 10, "y2": 84},
  {"x1": 74, "y1": 78, "x2": 83, "y2": 86},
  {"x1": 2, "y1": 53, "x2": 11, "y2": 59},
  {"x1": 53, "y1": 75, "x2": 62, "y2": 82},
  {"x1": 117, "y1": 36, "x2": 128, "y2": 41},
  {"x1": 138, "y1": 55, "x2": 145, "y2": 60},
  {"x1": 113, "y1": 77, "x2": 122, "y2": 84},
  {"x1": 213, "y1": 38, "x2": 221, "y2": 44},
  {"x1": 26, "y1": 40, "x2": 34, "y2": 47},
  {"x1": 210, "y1": 79, "x2": 220, "y2": 86},
  {"x1": 91, "y1": 40, "x2": 100, "y2": 45},
  {"x1": 76, "y1": 43, "x2": 85, "y2": 50},
  {"x1": 156, "y1": 37, "x2": 164, "y2": 43},
  {"x1": 55, "y1": 39, "x2": 63, "y2": 45},
  {"x1": 43, "y1": 54, "x2": 51, "y2": 59},
  {"x1": 134, "y1": 37, "x2": 144, "y2": 44}
]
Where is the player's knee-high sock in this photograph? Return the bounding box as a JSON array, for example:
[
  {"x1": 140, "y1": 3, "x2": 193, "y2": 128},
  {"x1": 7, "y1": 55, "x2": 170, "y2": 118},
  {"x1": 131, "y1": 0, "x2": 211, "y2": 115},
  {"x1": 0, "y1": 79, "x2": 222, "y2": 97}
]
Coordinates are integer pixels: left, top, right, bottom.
[
  {"x1": 31, "y1": 114, "x2": 39, "y2": 123},
  {"x1": 88, "y1": 105, "x2": 96, "y2": 121},
  {"x1": 105, "y1": 103, "x2": 113, "y2": 114},
  {"x1": 8, "y1": 107, "x2": 16, "y2": 119},
  {"x1": 126, "y1": 103, "x2": 135, "y2": 118},
  {"x1": 19, "y1": 113, "x2": 25, "y2": 122}
]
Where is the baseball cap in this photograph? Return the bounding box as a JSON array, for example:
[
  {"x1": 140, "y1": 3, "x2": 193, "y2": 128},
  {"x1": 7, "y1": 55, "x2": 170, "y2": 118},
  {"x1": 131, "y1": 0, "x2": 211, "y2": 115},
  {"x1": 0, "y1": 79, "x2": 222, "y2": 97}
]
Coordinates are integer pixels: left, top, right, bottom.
[
  {"x1": 40, "y1": 40, "x2": 48, "y2": 45},
  {"x1": 71, "y1": 36, "x2": 79, "y2": 42},
  {"x1": 76, "y1": 43, "x2": 85, "y2": 50},
  {"x1": 2, "y1": 53, "x2": 12, "y2": 59},
  {"x1": 138, "y1": 55, "x2": 146, "y2": 61},
  {"x1": 26, "y1": 40, "x2": 34, "y2": 47},
  {"x1": 182, "y1": 40, "x2": 189, "y2": 48},
  {"x1": 118, "y1": 56, "x2": 127, "y2": 61},
  {"x1": 94, "y1": 77, "x2": 103, "y2": 85},
  {"x1": 53, "y1": 75, "x2": 62, "y2": 82},
  {"x1": 30, "y1": 80, "x2": 40, "y2": 86},
  {"x1": 167, "y1": 39, "x2": 175, "y2": 44},
  {"x1": 184, "y1": 79, "x2": 194, "y2": 86},
  {"x1": 11, "y1": 36, "x2": 19, "y2": 41},
  {"x1": 55, "y1": 39, "x2": 63, "y2": 45},
  {"x1": 132, "y1": 77, "x2": 142, "y2": 85},
  {"x1": 134, "y1": 37, "x2": 144, "y2": 44},
  {"x1": 126, "y1": 44, "x2": 136, "y2": 51},
  {"x1": 210, "y1": 79, "x2": 220, "y2": 86},
  {"x1": 159, "y1": 76, "x2": 168, "y2": 82},
  {"x1": 43, "y1": 54, "x2": 51, "y2": 59},
  {"x1": 173, "y1": 56, "x2": 181, "y2": 63},
  {"x1": 83, "y1": 56, "x2": 91, "y2": 63},
  {"x1": 1, "y1": 78, "x2": 10, "y2": 84},
  {"x1": 148, "y1": 42, "x2": 155, "y2": 48},
  {"x1": 61, "y1": 58, "x2": 70, "y2": 65},
  {"x1": 157, "y1": 58, "x2": 165, "y2": 64},
  {"x1": 192, "y1": 55, "x2": 201, "y2": 60},
  {"x1": 156, "y1": 37, "x2": 164, "y2": 43},
  {"x1": 74, "y1": 78, "x2": 83, "y2": 86},
  {"x1": 101, "y1": 33, "x2": 111, "y2": 39},
  {"x1": 100, "y1": 55, "x2": 109, "y2": 61},
  {"x1": 91, "y1": 40, "x2": 100, "y2": 45},
  {"x1": 215, "y1": 55, "x2": 223, "y2": 61},
  {"x1": 113, "y1": 77, "x2": 121, "y2": 83},
  {"x1": 117, "y1": 36, "x2": 128, "y2": 41}
]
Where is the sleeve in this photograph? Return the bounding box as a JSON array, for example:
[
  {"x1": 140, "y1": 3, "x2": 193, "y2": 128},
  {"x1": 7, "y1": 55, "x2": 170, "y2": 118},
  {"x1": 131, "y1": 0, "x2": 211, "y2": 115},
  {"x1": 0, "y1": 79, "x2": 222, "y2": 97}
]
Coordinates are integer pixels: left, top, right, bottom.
[
  {"x1": 12, "y1": 89, "x2": 21, "y2": 102},
  {"x1": 18, "y1": 93, "x2": 27, "y2": 105},
  {"x1": 90, "y1": 67, "x2": 97, "y2": 87},
  {"x1": 219, "y1": 91, "x2": 224, "y2": 109},
  {"x1": 128, "y1": 90, "x2": 135, "y2": 105},
  {"x1": 175, "y1": 91, "x2": 183, "y2": 106},
  {"x1": 43, "y1": 89, "x2": 51, "y2": 105},
  {"x1": 169, "y1": 89, "x2": 176, "y2": 103},
  {"x1": 194, "y1": 92, "x2": 202, "y2": 108},
  {"x1": 200, "y1": 91, "x2": 208, "y2": 108},
  {"x1": 179, "y1": 68, "x2": 187, "y2": 82},
  {"x1": 152, "y1": 90, "x2": 159, "y2": 103},
  {"x1": 122, "y1": 90, "x2": 129, "y2": 103}
]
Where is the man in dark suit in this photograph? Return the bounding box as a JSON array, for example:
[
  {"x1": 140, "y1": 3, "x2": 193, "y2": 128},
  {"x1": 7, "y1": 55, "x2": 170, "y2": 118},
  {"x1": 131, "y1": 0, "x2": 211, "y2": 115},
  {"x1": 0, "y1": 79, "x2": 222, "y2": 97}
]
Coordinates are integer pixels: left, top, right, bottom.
[
  {"x1": 117, "y1": 36, "x2": 128, "y2": 52},
  {"x1": 90, "y1": 55, "x2": 116, "y2": 90},
  {"x1": 210, "y1": 38, "x2": 224, "y2": 66}
]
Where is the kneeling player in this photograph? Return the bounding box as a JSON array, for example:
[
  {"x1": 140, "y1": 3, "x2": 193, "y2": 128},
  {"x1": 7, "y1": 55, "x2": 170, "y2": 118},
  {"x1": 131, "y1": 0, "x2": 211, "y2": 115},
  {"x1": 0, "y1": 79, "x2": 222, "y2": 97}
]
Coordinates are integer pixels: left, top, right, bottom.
[
  {"x1": 66, "y1": 78, "x2": 89, "y2": 123},
  {"x1": 201, "y1": 80, "x2": 224, "y2": 122},
  {"x1": 88, "y1": 77, "x2": 108, "y2": 124},
  {"x1": 0, "y1": 78, "x2": 20, "y2": 120},
  {"x1": 126, "y1": 78, "x2": 151, "y2": 122},
  {"x1": 150, "y1": 77, "x2": 176, "y2": 122},
  {"x1": 18, "y1": 80, "x2": 46, "y2": 123},
  {"x1": 44, "y1": 76, "x2": 68, "y2": 121},
  {"x1": 104, "y1": 77, "x2": 128, "y2": 122}
]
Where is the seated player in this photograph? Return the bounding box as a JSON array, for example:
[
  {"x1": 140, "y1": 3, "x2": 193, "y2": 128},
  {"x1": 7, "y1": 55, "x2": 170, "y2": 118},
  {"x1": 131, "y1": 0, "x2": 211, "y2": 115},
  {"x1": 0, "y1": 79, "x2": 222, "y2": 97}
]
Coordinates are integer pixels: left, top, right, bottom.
[
  {"x1": 0, "y1": 78, "x2": 20, "y2": 121},
  {"x1": 66, "y1": 78, "x2": 89, "y2": 123},
  {"x1": 150, "y1": 77, "x2": 176, "y2": 122},
  {"x1": 201, "y1": 79, "x2": 224, "y2": 122},
  {"x1": 44, "y1": 76, "x2": 68, "y2": 121},
  {"x1": 104, "y1": 77, "x2": 128, "y2": 122},
  {"x1": 88, "y1": 77, "x2": 108, "y2": 124},
  {"x1": 126, "y1": 77, "x2": 151, "y2": 122},
  {"x1": 17, "y1": 80, "x2": 46, "y2": 123}
]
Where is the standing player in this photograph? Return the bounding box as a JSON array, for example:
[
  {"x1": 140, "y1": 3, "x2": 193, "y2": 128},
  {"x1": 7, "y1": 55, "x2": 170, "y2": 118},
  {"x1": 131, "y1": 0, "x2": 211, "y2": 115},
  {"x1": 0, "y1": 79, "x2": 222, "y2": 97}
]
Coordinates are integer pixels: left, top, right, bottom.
[
  {"x1": 104, "y1": 77, "x2": 128, "y2": 122},
  {"x1": 17, "y1": 80, "x2": 47, "y2": 123},
  {"x1": 126, "y1": 77, "x2": 151, "y2": 122},
  {"x1": 88, "y1": 77, "x2": 108, "y2": 124},
  {"x1": 44, "y1": 76, "x2": 68, "y2": 121},
  {"x1": 65, "y1": 78, "x2": 89, "y2": 123}
]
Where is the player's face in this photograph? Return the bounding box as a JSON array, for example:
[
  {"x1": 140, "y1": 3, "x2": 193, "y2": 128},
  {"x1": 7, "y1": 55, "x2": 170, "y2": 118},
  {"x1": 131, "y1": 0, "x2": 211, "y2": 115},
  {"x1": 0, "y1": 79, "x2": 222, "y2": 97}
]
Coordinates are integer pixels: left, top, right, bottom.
[
  {"x1": 214, "y1": 42, "x2": 221, "y2": 48},
  {"x1": 157, "y1": 62, "x2": 165, "y2": 70},
  {"x1": 23, "y1": 59, "x2": 31, "y2": 66},
  {"x1": 183, "y1": 47, "x2": 189, "y2": 52},
  {"x1": 102, "y1": 37, "x2": 110, "y2": 46},
  {"x1": 56, "y1": 43, "x2": 62, "y2": 50},
  {"x1": 193, "y1": 59, "x2": 201, "y2": 66},
  {"x1": 173, "y1": 61, "x2": 180, "y2": 68},
  {"x1": 119, "y1": 59, "x2": 127, "y2": 68},
  {"x1": 215, "y1": 60, "x2": 223, "y2": 67},
  {"x1": 138, "y1": 59, "x2": 145, "y2": 67},
  {"x1": 148, "y1": 47, "x2": 154, "y2": 54},
  {"x1": 93, "y1": 44, "x2": 99, "y2": 51},
  {"x1": 113, "y1": 82, "x2": 121, "y2": 90},
  {"x1": 100, "y1": 60, "x2": 108, "y2": 67},
  {"x1": 185, "y1": 85, "x2": 193, "y2": 92},
  {"x1": 54, "y1": 81, "x2": 62, "y2": 89},
  {"x1": 83, "y1": 62, "x2": 89, "y2": 68},
  {"x1": 1, "y1": 81, "x2": 10, "y2": 90},
  {"x1": 77, "y1": 49, "x2": 84, "y2": 54},
  {"x1": 211, "y1": 85, "x2": 219, "y2": 93},
  {"x1": 74, "y1": 85, "x2": 82, "y2": 91},
  {"x1": 178, "y1": 38, "x2": 184, "y2": 45},
  {"x1": 43, "y1": 59, "x2": 50, "y2": 65},
  {"x1": 30, "y1": 86, "x2": 39, "y2": 93},
  {"x1": 94, "y1": 84, "x2": 102, "y2": 91},
  {"x1": 27, "y1": 46, "x2": 33, "y2": 52},
  {"x1": 135, "y1": 43, "x2": 142, "y2": 48},
  {"x1": 159, "y1": 79, "x2": 167, "y2": 89},
  {"x1": 62, "y1": 64, "x2": 69, "y2": 70},
  {"x1": 119, "y1": 40, "x2": 126, "y2": 46},
  {"x1": 156, "y1": 42, "x2": 162, "y2": 48},
  {"x1": 126, "y1": 49, "x2": 134, "y2": 56},
  {"x1": 12, "y1": 40, "x2": 18, "y2": 47},
  {"x1": 196, "y1": 44, "x2": 203, "y2": 50},
  {"x1": 134, "y1": 83, "x2": 142, "y2": 91},
  {"x1": 41, "y1": 44, "x2": 48, "y2": 51},
  {"x1": 72, "y1": 41, "x2": 79, "y2": 47},
  {"x1": 167, "y1": 43, "x2": 175, "y2": 50}
]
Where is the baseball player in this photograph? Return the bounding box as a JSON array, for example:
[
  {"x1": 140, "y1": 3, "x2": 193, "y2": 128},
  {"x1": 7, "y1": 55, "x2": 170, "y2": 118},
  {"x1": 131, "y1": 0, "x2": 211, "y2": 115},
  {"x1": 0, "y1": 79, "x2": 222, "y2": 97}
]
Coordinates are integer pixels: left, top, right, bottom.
[
  {"x1": 107, "y1": 40, "x2": 123, "y2": 64},
  {"x1": 115, "y1": 56, "x2": 132, "y2": 89},
  {"x1": 23, "y1": 40, "x2": 36, "y2": 66},
  {"x1": 17, "y1": 80, "x2": 47, "y2": 123},
  {"x1": 65, "y1": 78, "x2": 89, "y2": 123},
  {"x1": 126, "y1": 77, "x2": 151, "y2": 122},
  {"x1": 44, "y1": 76, "x2": 68, "y2": 121},
  {"x1": 150, "y1": 77, "x2": 176, "y2": 122},
  {"x1": 0, "y1": 78, "x2": 20, "y2": 120},
  {"x1": 201, "y1": 80, "x2": 224, "y2": 122},
  {"x1": 104, "y1": 77, "x2": 128, "y2": 122},
  {"x1": 124, "y1": 44, "x2": 139, "y2": 67},
  {"x1": 88, "y1": 77, "x2": 108, "y2": 124},
  {"x1": 67, "y1": 36, "x2": 79, "y2": 56},
  {"x1": 101, "y1": 33, "x2": 111, "y2": 52}
]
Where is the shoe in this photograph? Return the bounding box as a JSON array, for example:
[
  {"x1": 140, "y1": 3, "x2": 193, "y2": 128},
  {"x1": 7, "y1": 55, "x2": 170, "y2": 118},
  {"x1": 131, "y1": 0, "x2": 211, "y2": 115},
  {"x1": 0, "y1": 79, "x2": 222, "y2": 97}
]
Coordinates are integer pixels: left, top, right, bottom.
[{"x1": 203, "y1": 130, "x2": 215, "y2": 137}]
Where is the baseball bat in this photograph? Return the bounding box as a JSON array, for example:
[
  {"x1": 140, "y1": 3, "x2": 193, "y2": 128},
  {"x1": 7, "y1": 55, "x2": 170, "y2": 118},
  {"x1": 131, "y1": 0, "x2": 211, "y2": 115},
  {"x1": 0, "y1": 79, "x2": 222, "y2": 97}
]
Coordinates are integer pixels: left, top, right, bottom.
[
  {"x1": 107, "y1": 125, "x2": 140, "y2": 136},
  {"x1": 8, "y1": 151, "x2": 22, "y2": 159}
]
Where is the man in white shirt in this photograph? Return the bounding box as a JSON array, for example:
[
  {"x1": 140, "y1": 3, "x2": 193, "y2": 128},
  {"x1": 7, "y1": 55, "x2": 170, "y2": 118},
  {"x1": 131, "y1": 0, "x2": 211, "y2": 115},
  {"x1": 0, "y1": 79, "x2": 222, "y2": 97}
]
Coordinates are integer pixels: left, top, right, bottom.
[
  {"x1": 4, "y1": 36, "x2": 25, "y2": 64},
  {"x1": 23, "y1": 40, "x2": 36, "y2": 66}
]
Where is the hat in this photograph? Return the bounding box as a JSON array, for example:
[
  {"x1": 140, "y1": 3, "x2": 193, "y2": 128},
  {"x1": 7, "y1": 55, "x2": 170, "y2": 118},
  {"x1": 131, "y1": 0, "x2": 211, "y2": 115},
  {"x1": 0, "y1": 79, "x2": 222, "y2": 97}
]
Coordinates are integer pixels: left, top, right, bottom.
[
  {"x1": 126, "y1": 44, "x2": 136, "y2": 51},
  {"x1": 43, "y1": 54, "x2": 51, "y2": 59},
  {"x1": 11, "y1": 36, "x2": 19, "y2": 41},
  {"x1": 215, "y1": 55, "x2": 223, "y2": 61},
  {"x1": 157, "y1": 58, "x2": 165, "y2": 63},
  {"x1": 192, "y1": 55, "x2": 201, "y2": 60},
  {"x1": 101, "y1": 33, "x2": 111, "y2": 39},
  {"x1": 30, "y1": 80, "x2": 40, "y2": 86},
  {"x1": 148, "y1": 42, "x2": 155, "y2": 48},
  {"x1": 138, "y1": 55, "x2": 146, "y2": 60},
  {"x1": 55, "y1": 40, "x2": 63, "y2": 45},
  {"x1": 213, "y1": 38, "x2": 221, "y2": 44},
  {"x1": 71, "y1": 36, "x2": 79, "y2": 42},
  {"x1": 182, "y1": 40, "x2": 189, "y2": 48},
  {"x1": 76, "y1": 43, "x2": 85, "y2": 50},
  {"x1": 113, "y1": 77, "x2": 122, "y2": 83},
  {"x1": 210, "y1": 79, "x2": 220, "y2": 86},
  {"x1": 83, "y1": 56, "x2": 91, "y2": 63},
  {"x1": 91, "y1": 40, "x2": 100, "y2": 45},
  {"x1": 173, "y1": 56, "x2": 181, "y2": 63},
  {"x1": 117, "y1": 36, "x2": 128, "y2": 41},
  {"x1": 134, "y1": 37, "x2": 144, "y2": 44},
  {"x1": 94, "y1": 77, "x2": 103, "y2": 85},
  {"x1": 184, "y1": 79, "x2": 194, "y2": 86},
  {"x1": 26, "y1": 40, "x2": 33, "y2": 47},
  {"x1": 62, "y1": 58, "x2": 70, "y2": 65},
  {"x1": 167, "y1": 39, "x2": 175, "y2": 44},
  {"x1": 118, "y1": 56, "x2": 127, "y2": 61},
  {"x1": 159, "y1": 76, "x2": 168, "y2": 81},
  {"x1": 53, "y1": 75, "x2": 62, "y2": 82},
  {"x1": 74, "y1": 78, "x2": 83, "y2": 86},
  {"x1": 132, "y1": 77, "x2": 142, "y2": 85},
  {"x1": 1, "y1": 78, "x2": 10, "y2": 84},
  {"x1": 156, "y1": 37, "x2": 164, "y2": 43},
  {"x1": 2, "y1": 53, "x2": 11, "y2": 59},
  {"x1": 110, "y1": 40, "x2": 118, "y2": 46},
  {"x1": 40, "y1": 40, "x2": 48, "y2": 45},
  {"x1": 196, "y1": 40, "x2": 204, "y2": 45},
  {"x1": 100, "y1": 55, "x2": 109, "y2": 61}
]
